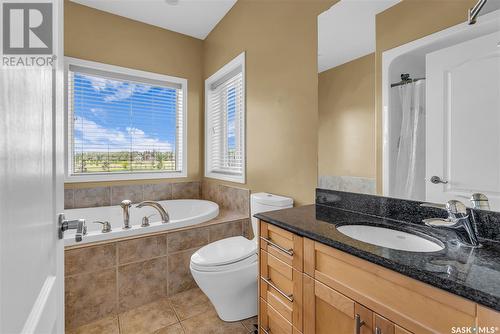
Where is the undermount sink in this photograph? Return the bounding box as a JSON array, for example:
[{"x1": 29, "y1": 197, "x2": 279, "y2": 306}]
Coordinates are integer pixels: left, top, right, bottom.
[{"x1": 336, "y1": 225, "x2": 444, "y2": 252}]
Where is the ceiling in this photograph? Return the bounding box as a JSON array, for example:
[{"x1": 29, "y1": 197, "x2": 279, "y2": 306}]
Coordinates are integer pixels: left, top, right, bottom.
[
  {"x1": 70, "y1": 0, "x2": 237, "y2": 40},
  {"x1": 318, "y1": 0, "x2": 401, "y2": 73}
]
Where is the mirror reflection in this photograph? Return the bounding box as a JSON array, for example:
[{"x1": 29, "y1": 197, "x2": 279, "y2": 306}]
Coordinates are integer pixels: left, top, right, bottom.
[{"x1": 318, "y1": 0, "x2": 500, "y2": 211}]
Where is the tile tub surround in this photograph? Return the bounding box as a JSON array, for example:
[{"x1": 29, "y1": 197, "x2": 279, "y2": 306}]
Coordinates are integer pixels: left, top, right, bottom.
[
  {"x1": 64, "y1": 181, "x2": 201, "y2": 209},
  {"x1": 67, "y1": 287, "x2": 258, "y2": 334},
  {"x1": 318, "y1": 175, "x2": 376, "y2": 195},
  {"x1": 64, "y1": 212, "x2": 249, "y2": 330},
  {"x1": 64, "y1": 180, "x2": 251, "y2": 215},
  {"x1": 255, "y1": 189, "x2": 500, "y2": 311}
]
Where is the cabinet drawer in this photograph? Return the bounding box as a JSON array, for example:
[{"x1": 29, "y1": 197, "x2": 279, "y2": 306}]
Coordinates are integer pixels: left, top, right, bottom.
[
  {"x1": 260, "y1": 250, "x2": 303, "y2": 330},
  {"x1": 305, "y1": 240, "x2": 476, "y2": 334},
  {"x1": 260, "y1": 221, "x2": 303, "y2": 270},
  {"x1": 260, "y1": 298, "x2": 301, "y2": 334}
]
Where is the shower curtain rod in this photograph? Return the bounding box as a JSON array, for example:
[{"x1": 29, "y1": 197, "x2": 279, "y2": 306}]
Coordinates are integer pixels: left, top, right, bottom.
[{"x1": 391, "y1": 78, "x2": 425, "y2": 88}]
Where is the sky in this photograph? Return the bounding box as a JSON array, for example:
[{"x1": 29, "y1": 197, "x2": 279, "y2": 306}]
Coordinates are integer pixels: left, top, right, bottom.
[{"x1": 72, "y1": 73, "x2": 178, "y2": 153}]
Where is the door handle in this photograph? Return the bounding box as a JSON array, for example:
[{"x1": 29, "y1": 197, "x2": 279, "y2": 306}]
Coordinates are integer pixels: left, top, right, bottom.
[
  {"x1": 430, "y1": 176, "x2": 448, "y2": 184},
  {"x1": 354, "y1": 314, "x2": 365, "y2": 334},
  {"x1": 58, "y1": 213, "x2": 86, "y2": 242}
]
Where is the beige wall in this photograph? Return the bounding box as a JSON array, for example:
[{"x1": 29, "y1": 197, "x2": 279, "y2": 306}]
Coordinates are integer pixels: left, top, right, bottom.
[
  {"x1": 203, "y1": 0, "x2": 334, "y2": 205},
  {"x1": 64, "y1": 1, "x2": 203, "y2": 189},
  {"x1": 374, "y1": 0, "x2": 477, "y2": 192},
  {"x1": 318, "y1": 53, "x2": 375, "y2": 179}
]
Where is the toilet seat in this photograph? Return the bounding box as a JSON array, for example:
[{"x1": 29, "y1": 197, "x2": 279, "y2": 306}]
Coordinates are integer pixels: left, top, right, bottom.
[{"x1": 190, "y1": 236, "x2": 257, "y2": 272}]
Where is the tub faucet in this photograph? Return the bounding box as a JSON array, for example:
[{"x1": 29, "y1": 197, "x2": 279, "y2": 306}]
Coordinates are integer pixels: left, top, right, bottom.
[
  {"x1": 136, "y1": 201, "x2": 169, "y2": 224},
  {"x1": 120, "y1": 200, "x2": 132, "y2": 229},
  {"x1": 420, "y1": 200, "x2": 480, "y2": 247}
]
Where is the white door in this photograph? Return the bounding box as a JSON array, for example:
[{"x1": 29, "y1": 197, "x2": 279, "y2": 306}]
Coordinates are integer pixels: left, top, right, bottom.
[
  {"x1": 426, "y1": 30, "x2": 500, "y2": 208},
  {"x1": 0, "y1": 2, "x2": 65, "y2": 333}
]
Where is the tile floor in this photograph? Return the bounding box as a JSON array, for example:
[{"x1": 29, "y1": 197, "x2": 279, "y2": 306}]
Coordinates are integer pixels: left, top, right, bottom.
[{"x1": 67, "y1": 287, "x2": 258, "y2": 334}]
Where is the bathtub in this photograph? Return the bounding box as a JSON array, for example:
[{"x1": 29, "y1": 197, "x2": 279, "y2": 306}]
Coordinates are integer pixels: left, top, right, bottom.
[{"x1": 64, "y1": 199, "x2": 219, "y2": 246}]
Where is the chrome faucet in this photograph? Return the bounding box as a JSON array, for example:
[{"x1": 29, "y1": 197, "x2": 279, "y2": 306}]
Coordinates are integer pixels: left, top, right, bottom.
[
  {"x1": 136, "y1": 201, "x2": 169, "y2": 224},
  {"x1": 420, "y1": 200, "x2": 480, "y2": 247},
  {"x1": 120, "y1": 200, "x2": 132, "y2": 229}
]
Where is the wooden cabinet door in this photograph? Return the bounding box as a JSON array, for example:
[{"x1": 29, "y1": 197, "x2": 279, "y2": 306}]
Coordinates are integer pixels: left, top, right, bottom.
[
  {"x1": 395, "y1": 325, "x2": 413, "y2": 334},
  {"x1": 375, "y1": 314, "x2": 395, "y2": 334},
  {"x1": 303, "y1": 275, "x2": 373, "y2": 334}
]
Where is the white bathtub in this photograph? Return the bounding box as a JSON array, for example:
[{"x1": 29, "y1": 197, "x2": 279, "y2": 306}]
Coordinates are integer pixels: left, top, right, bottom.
[{"x1": 64, "y1": 199, "x2": 219, "y2": 246}]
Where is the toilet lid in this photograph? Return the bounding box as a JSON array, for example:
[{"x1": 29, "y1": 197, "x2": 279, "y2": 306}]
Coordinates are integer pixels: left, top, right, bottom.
[{"x1": 191, "y1": 236, "x2": 257, "y2": 267}]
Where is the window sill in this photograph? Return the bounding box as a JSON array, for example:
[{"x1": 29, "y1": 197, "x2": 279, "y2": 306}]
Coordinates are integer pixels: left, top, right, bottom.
[
  {"x1": 204, "y1": 171, "x2": 245, "y2": 184},
  {"x1": 65, "y1": 171, "x2": 187, "y2": 183}
]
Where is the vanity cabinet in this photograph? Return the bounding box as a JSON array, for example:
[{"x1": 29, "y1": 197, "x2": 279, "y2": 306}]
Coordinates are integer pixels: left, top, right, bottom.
[{"x1": 258, "y1": 220, "x2": 500, "y2": 334}]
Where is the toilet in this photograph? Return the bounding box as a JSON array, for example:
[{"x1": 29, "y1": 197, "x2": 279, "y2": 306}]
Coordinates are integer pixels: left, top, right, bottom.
[{"x1": 190, "y1": 192, "x2": 293, "y2": 321}]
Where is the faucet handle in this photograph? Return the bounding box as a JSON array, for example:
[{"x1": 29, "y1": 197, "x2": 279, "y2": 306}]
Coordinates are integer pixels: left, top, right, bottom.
[
  {"x1": 120, "y1": 200, "x2": 132, "y2": 208},
  {"x1": 421, "y1": 200, "x2": 468, "y2": 221},
  {"x1": 445, "y1": 200, "x2": 468, "y2": 217},
  {"x1": 93, "y1": 221, "x2": 112, "y2": 233}
]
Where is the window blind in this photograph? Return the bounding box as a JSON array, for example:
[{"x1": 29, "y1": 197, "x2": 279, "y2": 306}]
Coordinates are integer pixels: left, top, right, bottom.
[
  {"x1": 67, "y1": 65, "x2": 184, "y2": 176},
  {"x1": 206, "y1": 64, "x2": 245, "y2": 179}
]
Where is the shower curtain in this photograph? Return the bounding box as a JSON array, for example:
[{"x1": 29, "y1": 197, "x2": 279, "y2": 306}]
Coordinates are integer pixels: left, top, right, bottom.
[{"x1": 393, "y1": 80, "x2": 426, "y2": 200}]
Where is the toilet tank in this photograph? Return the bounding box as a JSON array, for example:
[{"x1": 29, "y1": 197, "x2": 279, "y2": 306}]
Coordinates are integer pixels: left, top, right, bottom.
[{"x1": 250, "y1": 193, "x2": 293, "y2": 241}]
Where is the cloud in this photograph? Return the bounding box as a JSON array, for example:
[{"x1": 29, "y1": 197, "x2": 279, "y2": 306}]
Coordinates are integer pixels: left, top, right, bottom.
[
  {"x1": 80, "y1": 74, "x2": 151, "y2": 102},
  {"x1": 73, "y1": 117, "x2": 172, "y2": 152}
]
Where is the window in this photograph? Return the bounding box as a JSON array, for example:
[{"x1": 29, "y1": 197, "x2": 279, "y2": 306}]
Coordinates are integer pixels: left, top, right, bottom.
[
  {"x1": 65, "y1": 58, "x2": 187, "y2": 182},
  {"x1": 205, "y1": 52, "x2": 245, "y2": 183}
]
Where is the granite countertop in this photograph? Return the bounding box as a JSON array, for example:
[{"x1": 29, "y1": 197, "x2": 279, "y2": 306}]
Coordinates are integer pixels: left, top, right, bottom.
[{"x1": 255, "y1": 204, "x2": 500, "y2": 311}]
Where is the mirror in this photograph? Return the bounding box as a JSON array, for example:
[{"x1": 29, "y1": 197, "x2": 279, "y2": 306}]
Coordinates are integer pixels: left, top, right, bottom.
[{"x1": 317, "y1": 1, "x2": 500, "y2": 211}]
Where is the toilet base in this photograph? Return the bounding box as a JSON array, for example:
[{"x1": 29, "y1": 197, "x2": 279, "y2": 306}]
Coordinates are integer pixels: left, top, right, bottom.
[{"x1": 190, "y1": 260, "x2": 258, "y2": 322}]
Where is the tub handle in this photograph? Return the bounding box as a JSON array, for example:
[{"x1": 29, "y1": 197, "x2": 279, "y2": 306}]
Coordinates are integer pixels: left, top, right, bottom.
[
  {"x1": 93, "y1": 221, "x2": 112, "y2": 233},
  {"x1": 261, "y1": 276, "x2": 294, "y2": 302},
  {"x1": 260, "y1": 237, "x2": 294, "y2": 256}
]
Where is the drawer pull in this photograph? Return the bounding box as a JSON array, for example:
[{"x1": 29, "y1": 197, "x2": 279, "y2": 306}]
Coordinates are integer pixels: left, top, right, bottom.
[
  {"x1": 355, "y1": 314, "x2": 365, "y2": 334},
  {"x1": 261, "y1": 276, "x2": 294, "y2": 302},
  {"x1": 375, "y1": 328, "x2": 382, "y2": 334},
  {"x1": 261, "y1": 237, "x2": 294, "y2": 256}
]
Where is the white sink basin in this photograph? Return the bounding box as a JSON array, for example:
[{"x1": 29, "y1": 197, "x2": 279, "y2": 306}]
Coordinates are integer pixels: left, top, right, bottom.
[{"x1": 336, "y1": 225, "x2": 444, "y2": 252}]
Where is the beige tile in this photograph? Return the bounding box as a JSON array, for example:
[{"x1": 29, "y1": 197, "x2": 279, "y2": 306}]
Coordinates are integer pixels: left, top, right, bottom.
[
  {"x1": 219, "y1": 185, "x2": 249, "y2": 215},
  {"x1": 65, "y1": 269, "x2": 117, "y2": 330},
  {"x1": 242, "y1": 219, "x2": 254, "y2": 240},
  {"x1": 65, "y1": 188, "x2": 75, "y2": 209},
  {"x1": 65, "y1": 243, "x2": 116, "y2": 276},
  {"x1": 240, "y1": 316, "x2": 258, "y2": 332},
  {"x1": 172, "y1": 182, "x2": 201, "y2": 199},
  {"x1": 181, "y1": 309, "x2": 247, "y2": 334},
  {"x1": 208, "y1": 221, "x2": 243, "y2": 243},
  {"x1": 118, "y1": 235, "x2": 167, "y2": 265},
  {"x1": 169, "y1": 288, "x2": 211, "y2": 321},
  {"x1": 119, "y1": 298, "x2": 178, "y2": 334},
  {"x1": 167, "y1": 227, "x2": 209, "y2": 253},
  {"x1": 111, "y1": 185, "x2": 143, "y2": 205},
  {"x1": 201, "y1": 180, "x2": 220, "y2": 204},
  {"x1": 118, "y1": 257, "x2": 168, "y2": 312},
  {"x1": 74, "y1": 187, "x2": 111, "y2": 208},
  {"x1": 154, "y1": 322, "x2": 185, "y2": 334},
  {"x1": 67, "y1": 315, "x2": 119, "y2": 334},
  {"x1": 144, "y1": 183, "x2": 173, "y2": 201},
  {"x1": 167, "y1": 248, "x2": 198, "y2": 296}
]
